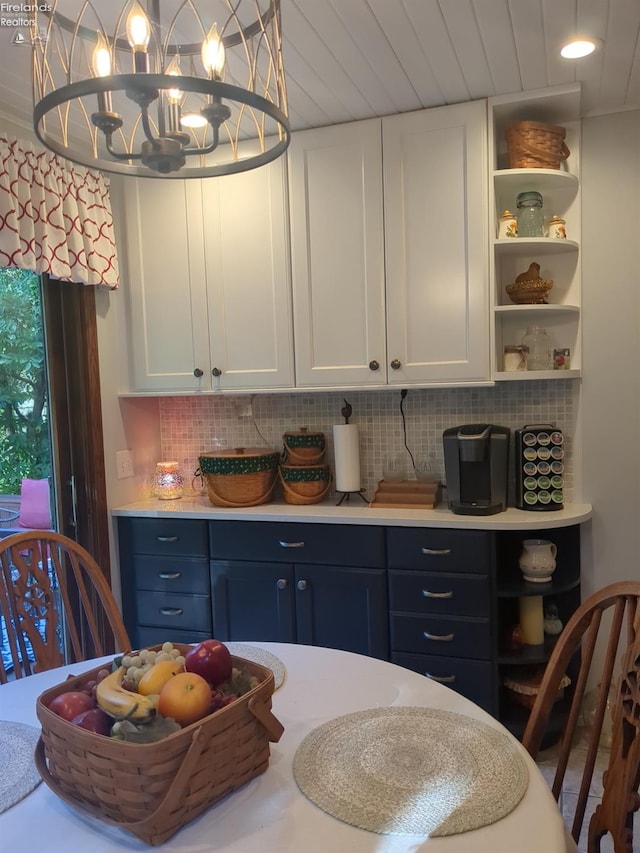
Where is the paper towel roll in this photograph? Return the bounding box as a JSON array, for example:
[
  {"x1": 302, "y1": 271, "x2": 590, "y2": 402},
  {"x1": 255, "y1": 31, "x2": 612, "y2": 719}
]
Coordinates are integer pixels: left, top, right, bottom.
[{"x1": 333, "y1": 424, "x2": 361, "y2": 493}]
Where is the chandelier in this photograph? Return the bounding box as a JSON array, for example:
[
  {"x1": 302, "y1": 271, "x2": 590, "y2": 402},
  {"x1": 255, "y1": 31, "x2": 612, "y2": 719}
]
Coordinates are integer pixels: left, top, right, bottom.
[{"x1": 31, "y1": 0, "x2": 290, "y2": 178}]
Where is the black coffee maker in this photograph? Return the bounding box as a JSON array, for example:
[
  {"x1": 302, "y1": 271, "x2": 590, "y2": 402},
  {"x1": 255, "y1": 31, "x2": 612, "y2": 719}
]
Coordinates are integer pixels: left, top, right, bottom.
[{"x1": 443, "y1": 424, "x2": 509, "y2": 515}]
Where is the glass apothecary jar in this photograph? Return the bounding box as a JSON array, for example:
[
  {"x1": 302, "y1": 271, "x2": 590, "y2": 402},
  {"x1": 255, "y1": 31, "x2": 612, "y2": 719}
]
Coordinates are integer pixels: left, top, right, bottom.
[
  {"x1": 153, "y1": 461, "x2": 185, "y2": 499},
  {"x1": 522, "y1": 326, "x2": 553, "y2": 371},
  {"x1": 516, "y1": 191, "x2": 545, "y2": 237}
]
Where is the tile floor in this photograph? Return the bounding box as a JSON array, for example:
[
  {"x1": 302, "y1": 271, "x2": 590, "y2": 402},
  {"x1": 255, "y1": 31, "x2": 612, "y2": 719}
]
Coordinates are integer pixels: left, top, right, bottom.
[{"x1": 536, "y1": 732, "x2": 637, "y2": 853}]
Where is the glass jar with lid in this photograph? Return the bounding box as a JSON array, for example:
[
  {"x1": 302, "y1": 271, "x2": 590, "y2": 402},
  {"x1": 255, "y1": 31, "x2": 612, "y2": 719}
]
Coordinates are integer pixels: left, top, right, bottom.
[
  {"x1": 522, "y1": 326, "x2": 553, "y2": 370},
  {"x1": 516, "y1": 191, "x2": 544, "y2": 237}
]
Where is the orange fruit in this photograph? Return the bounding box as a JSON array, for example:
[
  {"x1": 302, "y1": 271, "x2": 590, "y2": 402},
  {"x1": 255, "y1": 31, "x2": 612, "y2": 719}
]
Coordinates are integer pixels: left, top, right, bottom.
[
  {"x1": 138, "y1": 659, "x2": 184, "y2": 696},
  {"x1": 158, "y1": 672, "x2": 212, "y2": 726}
]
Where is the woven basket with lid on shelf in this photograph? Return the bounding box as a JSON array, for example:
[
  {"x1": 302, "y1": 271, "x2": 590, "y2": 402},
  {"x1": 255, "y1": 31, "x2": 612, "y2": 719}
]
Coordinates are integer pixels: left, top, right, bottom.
[
  {"x1": 282, "y1": 427, "x2": 325, "y2": 466},
  {"x1": 505, "y1": 121, "x2": 570, "y2": 169}
]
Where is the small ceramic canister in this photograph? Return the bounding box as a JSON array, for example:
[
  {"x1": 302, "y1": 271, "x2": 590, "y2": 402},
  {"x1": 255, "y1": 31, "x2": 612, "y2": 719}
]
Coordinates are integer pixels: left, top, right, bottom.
[
  {"x1": 497, "y1": 209, "x2": 518, "y2": 238},
  {"x1": 547, "y1": 215, "x2": 567, "y2": 239}
]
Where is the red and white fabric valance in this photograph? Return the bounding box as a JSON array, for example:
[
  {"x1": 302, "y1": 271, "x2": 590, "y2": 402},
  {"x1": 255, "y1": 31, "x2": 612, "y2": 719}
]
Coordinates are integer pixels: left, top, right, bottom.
[{"x1": 0, "y1": 137, "x2": 119, "y2": 288}]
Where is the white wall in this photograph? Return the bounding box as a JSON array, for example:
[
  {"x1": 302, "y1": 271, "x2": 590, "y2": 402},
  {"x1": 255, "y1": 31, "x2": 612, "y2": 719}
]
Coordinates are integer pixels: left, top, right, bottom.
[{"x1": 580, "y1": 110, "x2": 640, "y2": 598}]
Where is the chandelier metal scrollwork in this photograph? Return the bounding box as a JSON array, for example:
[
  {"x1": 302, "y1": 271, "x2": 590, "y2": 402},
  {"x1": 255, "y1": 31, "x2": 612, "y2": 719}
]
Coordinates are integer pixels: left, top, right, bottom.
[{"x1": 31, "y1": 0, "x2": 290, "y2": 178}]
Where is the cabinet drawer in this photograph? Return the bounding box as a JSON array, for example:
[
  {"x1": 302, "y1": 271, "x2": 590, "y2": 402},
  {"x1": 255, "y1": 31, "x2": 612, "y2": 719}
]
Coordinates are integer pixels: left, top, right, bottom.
[
  {"x1": 133, "y1": 556, "x2": 210, "y2": 594},
  {"x1": 134, "y1": 626, "x2": 211, "y2": 648},
  {"x1": 209, "y1": 521, "x2": 385, "y2": 568},
  {"x1": 392, "y1": 652, "x2": 495, "y2": 713},
  {"x1": 390, "y1": 613, "x2": 491, "y2": 660},
  {"x1": 136, "y1": 591, "x2": 212, "y2": 632},
  {"x1": 389, "y1": 571, "x2": 491, "y2": 617},
  {"x1": 386, "y1": 528, "x2": 493, "y2": 574},
  {"x1": 127, "y1": 518, "x2": 208, "y2": 557}
]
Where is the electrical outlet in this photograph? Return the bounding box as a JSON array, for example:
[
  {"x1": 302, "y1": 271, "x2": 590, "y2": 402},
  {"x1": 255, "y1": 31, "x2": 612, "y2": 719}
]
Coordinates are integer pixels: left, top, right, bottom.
[
  {"x1": 234, "y1": 399, "x2": 253, "y2": 418},
  {"x1": 116, "y1": 450, "x2": 134, "y2": 479}
]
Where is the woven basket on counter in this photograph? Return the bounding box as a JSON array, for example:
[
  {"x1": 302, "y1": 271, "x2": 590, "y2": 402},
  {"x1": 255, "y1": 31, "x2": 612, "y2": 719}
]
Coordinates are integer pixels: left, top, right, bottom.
[
  {"x1": 279, "y1": 463, "x2": 331, "y2": 505},
  {"x1": 199, "y1": 447, "x2": 280, "y2": 507},
  {"x1": 505, "y1": 121, "x2": 570, "y2": 169},
  {"x1": 282, "y1": 427, "x2": 325, "y2": 466},
  {"x1": 35, "y1": 645, "x2": 284, "y2": 846}
]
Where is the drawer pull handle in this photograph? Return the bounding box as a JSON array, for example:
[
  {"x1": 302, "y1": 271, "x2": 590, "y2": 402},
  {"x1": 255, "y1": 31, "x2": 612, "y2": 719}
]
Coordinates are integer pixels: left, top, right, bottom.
[
  {"x1": 297, "y1": 580, "x2": 308, "y2": 591},
  {"x1": 276, "y1": 578, "x2": 288, "y2": 590},
  {"x1": 158, "y1": 572, "x2": 182, "y2": 580},
  {"x1": 421, "y1": 547, "x2": 451, "y2": 556},
  {"x1": 423, "y1": 631, "x2": 454, "y2": 642},
  {"x1": 159, "y1": 607, "x2": 184, "y2": 616},
  {"x1": 422, "y1": 589, "x2": 453, "y2": 599},
  {"x1": 278, "y1": 540, "x2": 305, "y2": 548},
  {"x1": 425, "y1": 673, "x2": 456, "y2": 684},
  {"x1": 156, "y1": 536, "x2": 179, "y2": 543}
]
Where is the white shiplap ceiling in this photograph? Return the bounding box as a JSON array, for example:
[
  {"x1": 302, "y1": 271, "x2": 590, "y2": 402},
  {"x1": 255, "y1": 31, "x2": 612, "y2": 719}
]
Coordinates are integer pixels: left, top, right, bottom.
[{"x1": 0, "y1": 0, "x2": 638, "y2": 135}]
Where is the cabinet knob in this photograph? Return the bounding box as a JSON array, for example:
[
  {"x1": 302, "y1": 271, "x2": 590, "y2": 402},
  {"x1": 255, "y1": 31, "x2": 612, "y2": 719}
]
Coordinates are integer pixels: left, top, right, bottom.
[
  {"x1": 390, "y1": 359, "x2": 402, "y2": 370},
  {"x1": 369, "y1": 360, "x2": 380, "y2": 371},
  {"x1": 296, "y1": 579, "x2": 308, "y2": 591},
  {"x1": 211, "y1": 367, "x2": 222, "y2": 377},
  {"x1": 193, "y1": 368, "x2": 204, "y2": 378},
  {"x1": 276, "y1": 578, "x2": 288, "y2": 590}
]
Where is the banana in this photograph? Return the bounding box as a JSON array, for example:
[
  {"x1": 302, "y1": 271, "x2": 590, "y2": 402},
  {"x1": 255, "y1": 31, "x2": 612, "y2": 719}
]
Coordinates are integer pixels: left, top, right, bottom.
[{"x1": 96, "y1": 666, "x2": 156, "y2": 723}]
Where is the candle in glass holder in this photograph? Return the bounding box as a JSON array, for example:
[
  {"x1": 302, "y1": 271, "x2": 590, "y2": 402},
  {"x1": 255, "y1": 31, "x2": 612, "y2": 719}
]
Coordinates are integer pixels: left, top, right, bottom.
[
  {"x1": 153, "y1": 461, "x2": 184, "y2": 500},
  {"x1": 519, "y1": 595, "x2": 544, "y2": 645}
]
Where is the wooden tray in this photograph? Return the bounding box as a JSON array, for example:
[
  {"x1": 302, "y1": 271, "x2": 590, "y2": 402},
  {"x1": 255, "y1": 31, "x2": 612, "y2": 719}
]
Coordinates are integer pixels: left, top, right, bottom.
[{"x1": 370, "y1": 480, "x2": 440, "y2": 509}]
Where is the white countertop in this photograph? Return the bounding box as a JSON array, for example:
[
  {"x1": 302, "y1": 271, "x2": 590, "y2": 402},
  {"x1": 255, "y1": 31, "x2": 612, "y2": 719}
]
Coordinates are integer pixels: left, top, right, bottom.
[{"x1": 112, "y1": 496, "x2": 592, "y2": 530}]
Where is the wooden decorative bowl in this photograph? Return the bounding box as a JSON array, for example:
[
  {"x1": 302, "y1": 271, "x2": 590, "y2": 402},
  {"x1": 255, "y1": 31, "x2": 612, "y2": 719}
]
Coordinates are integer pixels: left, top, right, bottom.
[{"x1": 505, "y1": 278, "x2": 553, "y2": 304}]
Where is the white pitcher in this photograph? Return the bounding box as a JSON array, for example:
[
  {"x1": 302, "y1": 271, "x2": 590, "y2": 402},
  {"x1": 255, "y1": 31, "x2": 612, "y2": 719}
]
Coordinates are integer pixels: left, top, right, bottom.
[{"x1": 519, "y1": 539, "x2": 557, "y2": 583}]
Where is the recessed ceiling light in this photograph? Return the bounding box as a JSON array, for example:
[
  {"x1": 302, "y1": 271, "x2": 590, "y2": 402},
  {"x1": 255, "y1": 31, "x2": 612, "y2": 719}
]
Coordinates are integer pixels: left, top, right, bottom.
[{"x1": 560, "y1": 39, "x2": 597, "y2": 59}]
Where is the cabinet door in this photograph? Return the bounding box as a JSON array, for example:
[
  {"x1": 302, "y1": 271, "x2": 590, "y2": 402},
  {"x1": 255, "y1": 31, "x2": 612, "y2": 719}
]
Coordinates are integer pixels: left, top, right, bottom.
[
  {"x1": 288, "y1": 119, "x2": 387, "y2": 387},
  {"x1": 383, "y1": 101, "x2": 490, "y2": 384},
  {"x1": 210, "y1": 560, "x2": 296, "y2": 642},
  {"x1": 124, "y1": 179, "x2": 211, "y2": 391},
  {"x1": 201, "y1": 160, "x2": 295, "y2": 390},
  {"x1": 294, "y1": 564, "x2": 389, "y2": 660}
]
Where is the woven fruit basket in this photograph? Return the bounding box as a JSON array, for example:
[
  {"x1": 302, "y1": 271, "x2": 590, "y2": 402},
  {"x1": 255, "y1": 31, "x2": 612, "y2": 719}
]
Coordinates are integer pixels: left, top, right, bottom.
[
  {"x1": 505, "y1": 120, "x2": 570, "y2": 169},
  {"x1": 282, "y1": 428, "x2": 325, "y2": 466},
  {"x1": 35, "y1": 646, "x2": 284, "y2": 846},
  {"x1": 279, "y1": 463, "x2": 331, "y2": 505},
  {"x1": 199, "y1": 447, "x2": 280, "y2": 508}
]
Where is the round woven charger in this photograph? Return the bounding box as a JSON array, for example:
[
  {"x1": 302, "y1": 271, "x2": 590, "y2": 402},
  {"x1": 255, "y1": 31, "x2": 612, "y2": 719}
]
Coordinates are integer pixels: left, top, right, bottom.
[
  {"x1": 293, "y1": 706, "x2": 529, "y2": 836},
  {"x1": 226, "y1": 642, "x2": 286, "y2": 690},
  {"x1": 0, "y1": 721, "x2": 42, "y2": 814}
]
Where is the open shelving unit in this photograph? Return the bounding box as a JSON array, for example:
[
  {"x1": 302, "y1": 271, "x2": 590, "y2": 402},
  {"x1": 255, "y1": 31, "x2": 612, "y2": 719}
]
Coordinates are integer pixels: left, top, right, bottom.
[{"x1": 488, "y1": 84, "x2": 582, "y2": 381}]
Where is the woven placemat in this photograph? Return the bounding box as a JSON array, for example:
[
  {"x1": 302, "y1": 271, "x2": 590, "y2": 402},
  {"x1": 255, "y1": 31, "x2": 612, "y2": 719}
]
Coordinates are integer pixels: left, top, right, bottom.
[
  {"x1": 0, "y1": 720, "x2": 42, "y2": 814},
  {"x1": 293, "y1": 706, "x2": 529, "y2": 836},
  {"x1": 226, "y1": 643, "x2": 286, "y2": 690}
]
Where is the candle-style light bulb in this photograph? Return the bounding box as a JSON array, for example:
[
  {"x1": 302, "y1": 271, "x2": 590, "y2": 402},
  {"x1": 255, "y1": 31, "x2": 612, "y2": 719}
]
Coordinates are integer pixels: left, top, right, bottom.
[
  {"x1": 126, "y1": 1, "x2": 151, "y2": 51},
  {"x1": 201, "y1": 22, "x2": 225, "y2": 78},
  {"x1": 91, "y1": 32, "x2": 111, "y2": 78},
  {"x1": 165, "y1": 54, "x2": 182, "y2": 105}
]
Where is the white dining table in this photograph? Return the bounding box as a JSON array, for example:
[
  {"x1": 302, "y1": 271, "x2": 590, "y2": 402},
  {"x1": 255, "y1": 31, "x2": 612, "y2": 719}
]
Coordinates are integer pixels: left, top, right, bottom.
[{"x1": 0, "y1": 642, "x2": 567, "y2": 852}]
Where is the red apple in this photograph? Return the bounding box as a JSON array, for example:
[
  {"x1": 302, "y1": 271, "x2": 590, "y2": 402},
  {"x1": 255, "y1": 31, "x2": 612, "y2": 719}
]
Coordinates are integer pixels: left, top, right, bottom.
[
  {"x1": 184, "y1": 639, "x2": 232, "y2": 687},
  {"x1": 71, "y1": 707, "x2": 112, "y2": 736},
  {"x1": 49, "y1": 691, "x2": 96, "y2": 721}
]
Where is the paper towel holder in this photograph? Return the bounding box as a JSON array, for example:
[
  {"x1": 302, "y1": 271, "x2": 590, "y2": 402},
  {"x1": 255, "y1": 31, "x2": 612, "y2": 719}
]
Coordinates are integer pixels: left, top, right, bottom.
[
  {"x1": 334, "y1": 400, "x2": 368, "y2": 505},
  {"x1": 336, "y1": 489, "x2": 368, "y2": 506}
]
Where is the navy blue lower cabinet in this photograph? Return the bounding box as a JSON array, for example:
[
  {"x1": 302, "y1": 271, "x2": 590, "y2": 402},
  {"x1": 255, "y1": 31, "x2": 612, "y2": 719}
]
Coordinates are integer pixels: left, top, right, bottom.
[{"x1": 210, "y1": 559, "x2": 389, "y2": 660}]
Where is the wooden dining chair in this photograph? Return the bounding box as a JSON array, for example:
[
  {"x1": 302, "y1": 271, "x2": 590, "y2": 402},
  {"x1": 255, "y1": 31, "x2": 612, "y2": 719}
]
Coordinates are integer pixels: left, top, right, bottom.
[
  {"x1": 0, "y1": 530, "x2": 131, "y2": 683},
  {"x1": 522, "y1": 581, "x2": 640, "y2": 852}
]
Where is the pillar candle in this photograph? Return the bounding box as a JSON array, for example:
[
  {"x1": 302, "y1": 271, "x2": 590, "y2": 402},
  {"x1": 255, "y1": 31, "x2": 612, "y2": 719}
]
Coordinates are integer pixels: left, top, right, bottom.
[{"x1": 519, "y1": 595, "x2": 544, "y2": 645}]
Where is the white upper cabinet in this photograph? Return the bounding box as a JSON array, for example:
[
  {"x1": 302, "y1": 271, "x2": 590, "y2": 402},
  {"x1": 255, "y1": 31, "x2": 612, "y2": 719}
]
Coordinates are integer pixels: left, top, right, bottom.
[
  {"x1": 288, "y1": 101, "x2": 489, "y2": 389},
  {"x1": 123, "y1": 159, "x2": 294, "y2": 393},
  {"x1": 288, "y1": 119, "x2": 387, "y2": 388},
  {"x1": 383, "y1": 100, "x2": 489, "y2": 385}
]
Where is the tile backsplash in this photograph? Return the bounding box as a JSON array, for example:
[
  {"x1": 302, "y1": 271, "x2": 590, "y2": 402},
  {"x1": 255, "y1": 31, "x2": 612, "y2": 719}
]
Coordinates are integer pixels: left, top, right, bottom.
[{"x1": 158, "y1": 382, "x2": 576, "y2": 503}]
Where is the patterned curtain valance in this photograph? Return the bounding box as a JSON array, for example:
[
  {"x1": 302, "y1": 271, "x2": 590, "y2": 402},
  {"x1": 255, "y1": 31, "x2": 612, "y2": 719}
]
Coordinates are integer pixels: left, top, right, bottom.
[{"x1": 0, "y1": 137, "x2": 119, "y2": 288}]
